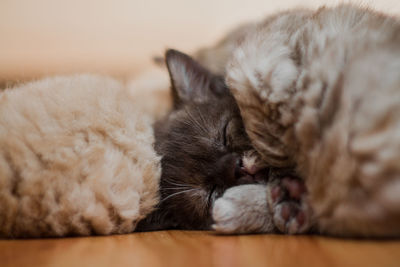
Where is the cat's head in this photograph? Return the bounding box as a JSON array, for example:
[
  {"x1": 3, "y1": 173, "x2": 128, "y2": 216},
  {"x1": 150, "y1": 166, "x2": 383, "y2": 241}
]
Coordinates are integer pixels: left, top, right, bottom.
[{"x1": 153, "y1": 49, "x2": 268, "y2": 229}]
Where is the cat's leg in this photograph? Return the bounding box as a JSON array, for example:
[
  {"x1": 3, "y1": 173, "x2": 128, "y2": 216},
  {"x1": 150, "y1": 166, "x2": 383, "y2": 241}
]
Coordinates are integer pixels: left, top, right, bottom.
[{"x1": 226, "y1": 34, "x2": 302, "y2": 168}]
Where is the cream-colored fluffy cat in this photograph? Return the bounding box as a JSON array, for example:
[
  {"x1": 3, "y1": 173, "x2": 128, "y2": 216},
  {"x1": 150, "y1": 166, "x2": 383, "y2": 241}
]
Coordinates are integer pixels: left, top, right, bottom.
[
  {"x1": 0, "y1": 74, "x2": 162, "y2": 238},
  {"x1": 202, "y1": 4, "x2": 400, "y2": 237}
]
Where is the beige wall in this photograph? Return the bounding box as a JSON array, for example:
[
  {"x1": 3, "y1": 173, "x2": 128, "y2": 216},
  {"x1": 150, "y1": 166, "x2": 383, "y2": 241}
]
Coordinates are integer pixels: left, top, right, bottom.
[{"x1": 1, "y1": 0, "x2": 399, "y2": 80}]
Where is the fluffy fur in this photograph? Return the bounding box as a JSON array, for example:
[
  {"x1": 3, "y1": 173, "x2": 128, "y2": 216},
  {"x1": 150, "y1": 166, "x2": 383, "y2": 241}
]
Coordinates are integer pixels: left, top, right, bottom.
[
  {"x1": 201, "y1": 5, "x2": 400, "y2": 237},
  {"x1": 0, "y1": 74, "x2": 161, "y2": 238}
]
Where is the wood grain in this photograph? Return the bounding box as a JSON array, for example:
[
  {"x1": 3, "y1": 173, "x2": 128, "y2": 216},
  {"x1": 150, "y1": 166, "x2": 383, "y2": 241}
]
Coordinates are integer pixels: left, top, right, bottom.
[{"x1": 1, "y1": 231, "x2": 400, "y2": 267}]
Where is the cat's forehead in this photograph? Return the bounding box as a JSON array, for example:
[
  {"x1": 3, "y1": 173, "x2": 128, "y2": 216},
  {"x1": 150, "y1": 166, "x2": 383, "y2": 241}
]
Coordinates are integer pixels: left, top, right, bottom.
[{"x1": 176, "y1": 102, "x2": 234, "y2": 124}]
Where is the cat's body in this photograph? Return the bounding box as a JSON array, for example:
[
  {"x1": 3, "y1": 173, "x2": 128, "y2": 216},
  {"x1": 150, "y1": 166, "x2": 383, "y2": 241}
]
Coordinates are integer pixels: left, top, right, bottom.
[
  {"x1": 0, "y1": 74, "x2": 161, "y2": 237},
  {"x1": 201, "y1": 4, "x2": 400, "y2": 237}
]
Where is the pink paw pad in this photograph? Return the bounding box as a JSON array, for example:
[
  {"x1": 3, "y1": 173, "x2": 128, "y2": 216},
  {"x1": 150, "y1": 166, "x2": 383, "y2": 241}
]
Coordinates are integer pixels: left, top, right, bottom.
[
  {"x1": 281, "y1": 177, "x2": 306, "y2": 200},
  {"x1": 271, "y1": 177, "x2": 310, "y2": 234}
]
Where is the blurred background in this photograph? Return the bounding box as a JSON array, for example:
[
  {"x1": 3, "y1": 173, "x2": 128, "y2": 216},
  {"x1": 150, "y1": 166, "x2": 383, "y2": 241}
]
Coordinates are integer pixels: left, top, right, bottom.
[{"x1": 1, "y1": 0, "x2": 400, "y2": 82}]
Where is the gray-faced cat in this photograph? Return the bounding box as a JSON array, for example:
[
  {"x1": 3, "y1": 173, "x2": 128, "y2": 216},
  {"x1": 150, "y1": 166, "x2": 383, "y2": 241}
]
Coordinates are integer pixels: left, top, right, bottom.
[{"x1": 137, "y1": 50, "x2": 308, "y2": 233}]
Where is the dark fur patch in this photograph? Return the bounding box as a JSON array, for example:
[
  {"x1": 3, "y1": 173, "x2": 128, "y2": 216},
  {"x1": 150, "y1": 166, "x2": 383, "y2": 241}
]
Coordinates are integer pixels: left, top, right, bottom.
[{"x1": 137, "y1": 50, "x2": 252, "y2": 230}]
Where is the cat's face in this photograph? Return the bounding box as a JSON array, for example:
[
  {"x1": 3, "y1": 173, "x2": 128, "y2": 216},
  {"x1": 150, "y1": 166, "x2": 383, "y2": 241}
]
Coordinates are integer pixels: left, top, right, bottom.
[{"x1": 153, "y1": 50, "x2": 268, "y2": 230}]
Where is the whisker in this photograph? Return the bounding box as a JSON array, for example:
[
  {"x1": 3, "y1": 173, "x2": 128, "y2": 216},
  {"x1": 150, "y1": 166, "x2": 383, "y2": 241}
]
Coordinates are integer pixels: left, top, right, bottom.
[
  {"x1": 162, "y1": 187, "x2": 193, "y2": 191},
  {"x1": 160, "y1": 188, "x2": 200, "y2": 203},
  {"x1": 184, "y1": 108, "x2": 209, "y2": 134},
  {"x1": 195, "y1": 106, "x2": 208, "y2": 128},
  {"x1": 164, "y1": 180, "x2": 198, "y2": 188}
]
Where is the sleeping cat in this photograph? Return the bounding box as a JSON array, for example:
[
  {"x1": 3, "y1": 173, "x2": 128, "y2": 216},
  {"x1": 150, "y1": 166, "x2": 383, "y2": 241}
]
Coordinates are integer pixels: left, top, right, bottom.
[
  {"x1": 137, "y1": 50, "x2": 308, "y2": 233},
  {"x1": 0, "y1": 75, "x2": 161, "y2": 237},
  {"x1": 199, "y1": 4, "x2": 400, "y2": 237}
]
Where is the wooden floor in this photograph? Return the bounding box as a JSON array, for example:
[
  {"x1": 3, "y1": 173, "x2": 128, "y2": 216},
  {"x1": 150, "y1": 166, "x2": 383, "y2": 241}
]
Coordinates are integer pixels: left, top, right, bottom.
[{"x1": 1, "y1": 231, "x2": 400, "y2": 267}]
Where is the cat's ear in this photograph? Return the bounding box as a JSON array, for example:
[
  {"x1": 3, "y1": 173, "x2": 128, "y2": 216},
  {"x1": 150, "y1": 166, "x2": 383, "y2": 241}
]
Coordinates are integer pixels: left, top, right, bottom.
[{"x1": 165, "y1": 49, "x2": 228, "y2": 107}]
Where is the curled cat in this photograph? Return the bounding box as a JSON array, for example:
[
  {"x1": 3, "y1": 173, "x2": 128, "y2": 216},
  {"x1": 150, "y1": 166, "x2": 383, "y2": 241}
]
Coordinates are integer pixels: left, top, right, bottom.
[
  {"x1": 0, "y1": 75, "x2": 161, "y2": 237},
  {"x1": 201, "y1": 4, "x2": 400, "y2": 237}
]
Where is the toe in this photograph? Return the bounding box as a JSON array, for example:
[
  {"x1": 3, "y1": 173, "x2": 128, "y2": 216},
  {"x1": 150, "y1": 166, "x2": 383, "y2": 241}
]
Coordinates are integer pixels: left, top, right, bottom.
[
  {"x1": 271, "y1": 186, "x2": 282, "y2": 203},
  {"x1": 296, "y1": 210, "x2": 305, "y2": 227},
  {"x1": 280, "y1": 203, "x2": 291, "y2": 221},
  {"x1": 282, "y1": 177, "x2": 305, "y2": 200}
]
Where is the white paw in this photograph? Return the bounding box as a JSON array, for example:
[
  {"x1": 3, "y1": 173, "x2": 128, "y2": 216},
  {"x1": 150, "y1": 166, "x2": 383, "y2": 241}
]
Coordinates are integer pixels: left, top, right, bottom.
[{"x1": 212, "y1": 184, "x2": 275, "y2": 234}]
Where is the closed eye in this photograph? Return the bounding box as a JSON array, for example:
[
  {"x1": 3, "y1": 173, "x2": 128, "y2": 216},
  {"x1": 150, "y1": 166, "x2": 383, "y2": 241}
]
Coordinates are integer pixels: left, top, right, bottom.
[{"x1": 222, "y1": 120, "x2": 230, "y2": 147}]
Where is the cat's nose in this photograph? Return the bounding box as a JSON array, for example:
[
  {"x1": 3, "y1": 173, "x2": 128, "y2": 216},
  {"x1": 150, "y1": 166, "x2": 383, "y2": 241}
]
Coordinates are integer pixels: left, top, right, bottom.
[
  {"x1": 216, "y1": 153, "x2": 242, "y2": 185},
  {"x1": 234, "y1": 157, "x2": 245, "y2": 179}
]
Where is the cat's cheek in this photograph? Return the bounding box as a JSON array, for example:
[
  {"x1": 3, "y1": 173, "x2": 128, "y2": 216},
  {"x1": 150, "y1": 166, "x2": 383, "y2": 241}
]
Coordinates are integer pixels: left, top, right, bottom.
[{"x1": 211, "y1": 184, "x2": 275, "y2": 234}]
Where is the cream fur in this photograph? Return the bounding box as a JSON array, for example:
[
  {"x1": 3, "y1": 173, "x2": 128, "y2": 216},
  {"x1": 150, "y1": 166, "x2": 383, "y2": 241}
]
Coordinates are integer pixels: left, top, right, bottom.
[
  {"x1": 198, "y1": 4, "x2": 400, "y2": 237},
  {"x1": 226, "y1": 5, "x2": 400, "y2": 237},
  {"x1": 0, "y1": 74, "x2": 162, "y2": 238}
]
